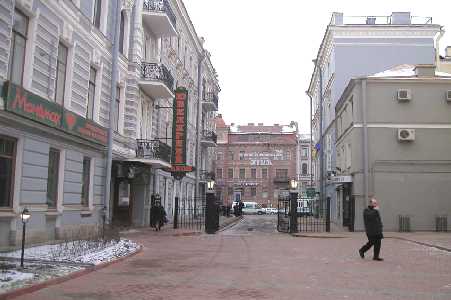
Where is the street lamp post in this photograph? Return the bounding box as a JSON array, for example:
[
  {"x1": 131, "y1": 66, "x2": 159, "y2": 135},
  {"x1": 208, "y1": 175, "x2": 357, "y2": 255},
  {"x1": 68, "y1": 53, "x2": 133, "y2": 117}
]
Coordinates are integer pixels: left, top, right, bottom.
[
  {"x1": 20, "y1": 208, "x2": 31, "y2": 268},
  {"x1": 205, "y1": 179, "x2": 218, "y2": 234},
  {"x1": 289, "y1": 180, "x2": 298, "y2": 233}
]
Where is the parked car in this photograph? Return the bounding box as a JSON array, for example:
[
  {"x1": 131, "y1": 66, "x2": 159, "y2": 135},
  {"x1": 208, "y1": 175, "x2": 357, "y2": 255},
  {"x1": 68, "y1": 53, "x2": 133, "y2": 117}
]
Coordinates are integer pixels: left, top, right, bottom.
[
  {"x1": 265, "y1": 207, "x2": 278, "y2": 214},
  {"x1": 242, "y1": 202, "x2": 265, "y2": 215}
]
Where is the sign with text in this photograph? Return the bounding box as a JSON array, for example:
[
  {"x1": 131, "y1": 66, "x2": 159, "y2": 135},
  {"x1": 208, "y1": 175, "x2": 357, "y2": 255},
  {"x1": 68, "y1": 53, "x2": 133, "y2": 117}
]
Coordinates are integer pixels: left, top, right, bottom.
[
  {"x1": 331, "y1": 176, "x2": 353, "y2": 184},
  {"x1": 4, "y1": 82, "x2": 107, "y2": 146},
  {"x1": 171, "y1": 87, "x2": 193, "y2": 179}
]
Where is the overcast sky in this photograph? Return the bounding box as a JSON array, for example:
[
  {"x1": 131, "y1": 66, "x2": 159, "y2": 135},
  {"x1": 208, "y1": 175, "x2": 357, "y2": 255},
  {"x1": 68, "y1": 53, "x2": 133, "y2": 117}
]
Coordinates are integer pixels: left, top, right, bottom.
[{"x1": 184, "y1": 0, "x2": 451, "y2": 134}]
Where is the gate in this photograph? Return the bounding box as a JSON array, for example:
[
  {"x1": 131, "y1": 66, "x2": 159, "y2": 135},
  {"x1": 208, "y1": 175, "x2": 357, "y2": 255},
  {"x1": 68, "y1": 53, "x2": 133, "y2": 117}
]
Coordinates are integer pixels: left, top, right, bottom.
[
  {"x1": 173, "y1": 197, "x2": 205, "y2": 231},
  {"x1": 278, "y1": 192, "x2": 330, "y2": 233},
  {"x1": 277, "y1": 192, "x2": 290, "y2": 233},
  {"x1": 297, "y1": 196, "x2": 330, "y2": 232}
]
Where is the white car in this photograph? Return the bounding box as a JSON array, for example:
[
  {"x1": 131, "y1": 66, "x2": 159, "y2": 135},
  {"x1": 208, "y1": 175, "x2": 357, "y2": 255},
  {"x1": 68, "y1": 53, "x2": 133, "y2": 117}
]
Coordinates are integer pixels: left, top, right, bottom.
[{"x1": 265, "y1": 208, "x2": 278, "y2": 214}]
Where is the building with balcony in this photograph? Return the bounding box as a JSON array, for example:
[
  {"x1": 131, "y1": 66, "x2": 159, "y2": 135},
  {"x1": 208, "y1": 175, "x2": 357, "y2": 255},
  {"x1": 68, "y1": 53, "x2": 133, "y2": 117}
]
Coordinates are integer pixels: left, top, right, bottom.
[
  {"x1": 110, "y1": 0, "x2": 220, "y2": 226},
  {"x1": 307, "y1": 12, "x2": 442, "y2": 232},
  {"x1": 215, "y1": 116, "x2": 297, "y2": 208},
  {"x1": 0, "y1": 0, "x2": 220, "y2": 247}
]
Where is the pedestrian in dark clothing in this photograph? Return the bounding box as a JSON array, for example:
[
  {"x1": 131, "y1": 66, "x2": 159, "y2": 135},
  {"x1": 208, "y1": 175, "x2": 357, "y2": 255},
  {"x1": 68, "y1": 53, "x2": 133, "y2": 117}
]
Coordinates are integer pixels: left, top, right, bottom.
[
  {"x1": 359, "y1": 198, "x2": 384, "y2": 261},
  {"x1": 150, "y1": 201, "x2": 167, "y2": 231}
]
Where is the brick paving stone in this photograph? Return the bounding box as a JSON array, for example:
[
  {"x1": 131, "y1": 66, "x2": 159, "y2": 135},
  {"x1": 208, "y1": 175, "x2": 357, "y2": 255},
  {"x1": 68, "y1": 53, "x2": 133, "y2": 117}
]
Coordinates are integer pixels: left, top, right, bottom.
[{"x1": 9, "y1": 217, "x2": 451, "y2": 300}]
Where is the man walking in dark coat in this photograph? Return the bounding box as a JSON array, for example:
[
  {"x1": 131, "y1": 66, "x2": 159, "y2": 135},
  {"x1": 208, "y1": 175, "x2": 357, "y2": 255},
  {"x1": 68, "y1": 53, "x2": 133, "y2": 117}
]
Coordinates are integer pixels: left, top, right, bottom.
[{"x1": 359, "y1": 198, "x2": 384, "y2": 261}]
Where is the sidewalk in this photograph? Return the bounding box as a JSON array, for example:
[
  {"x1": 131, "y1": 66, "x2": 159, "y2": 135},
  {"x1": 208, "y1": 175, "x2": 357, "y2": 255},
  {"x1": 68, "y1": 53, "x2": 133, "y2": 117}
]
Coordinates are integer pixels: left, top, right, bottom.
[
  {"x1": 119, "y1": 215, "x2": 242, "y2": 239},
  {"x1": 293, "y1": 231, "x2": 451, "y2": 251}
]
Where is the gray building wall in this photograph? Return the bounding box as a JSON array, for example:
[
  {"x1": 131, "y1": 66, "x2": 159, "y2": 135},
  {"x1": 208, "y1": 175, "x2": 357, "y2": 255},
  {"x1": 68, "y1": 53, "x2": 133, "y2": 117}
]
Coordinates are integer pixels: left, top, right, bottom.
[{"x1": 336, "y1": 78, "x2": 451, "y2": 231}]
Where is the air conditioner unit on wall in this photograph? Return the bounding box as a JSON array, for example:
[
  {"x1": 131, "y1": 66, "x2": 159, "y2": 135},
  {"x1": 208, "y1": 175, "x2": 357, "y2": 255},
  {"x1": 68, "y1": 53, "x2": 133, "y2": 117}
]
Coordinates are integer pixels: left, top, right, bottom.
[
  {"x1": 398, "y1": 129, "x2": 415, "y2": 141},
  {"x1": 446, "y1": 90, "x2": 451, "y2": 102},
  {"x1": 397, "y1": 89, "x2": 411, "y2": 101},
  {"x1": 17, "y1": 0, "x2": 33, "y2": 13}
]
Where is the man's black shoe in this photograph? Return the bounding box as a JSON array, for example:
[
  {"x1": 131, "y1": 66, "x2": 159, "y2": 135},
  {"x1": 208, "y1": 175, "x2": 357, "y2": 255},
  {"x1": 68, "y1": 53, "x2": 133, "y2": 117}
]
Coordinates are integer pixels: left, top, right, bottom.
[
  {"x1": 373, "y1": 257, "x2": 384, "y2": 261},
  {"x1": 358, "y1": 249, "x2": 364, "y2": 259}
]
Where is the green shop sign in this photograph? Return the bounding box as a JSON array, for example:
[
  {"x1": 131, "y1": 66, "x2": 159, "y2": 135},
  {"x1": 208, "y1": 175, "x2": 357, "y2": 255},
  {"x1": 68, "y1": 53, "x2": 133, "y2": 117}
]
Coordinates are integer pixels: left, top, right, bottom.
[{"x1": 4, "y1": 82, "x2": 107, "y2": 146}]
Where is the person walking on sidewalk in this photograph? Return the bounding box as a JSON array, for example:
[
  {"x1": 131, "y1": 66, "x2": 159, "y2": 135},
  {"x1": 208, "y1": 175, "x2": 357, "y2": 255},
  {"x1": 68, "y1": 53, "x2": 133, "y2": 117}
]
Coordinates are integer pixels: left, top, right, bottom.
[
  {"x1": 359, "y1": 198, "x2": 384, "y2": 261},
  {"x1": 150, "y1": 201, "x2": 167, "y2": 231}
]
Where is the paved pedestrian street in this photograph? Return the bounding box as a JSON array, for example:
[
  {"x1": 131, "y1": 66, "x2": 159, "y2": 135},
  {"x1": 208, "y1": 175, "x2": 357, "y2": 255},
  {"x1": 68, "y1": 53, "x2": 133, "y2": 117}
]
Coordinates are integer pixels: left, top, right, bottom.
[{"x1": 14, "y1": 216, "x2": 451, "y2": 300}]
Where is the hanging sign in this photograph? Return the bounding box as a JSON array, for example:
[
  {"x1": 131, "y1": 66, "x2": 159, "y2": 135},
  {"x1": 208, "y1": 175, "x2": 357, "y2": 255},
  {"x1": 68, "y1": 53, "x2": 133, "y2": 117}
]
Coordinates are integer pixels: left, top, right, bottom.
[{"x1": 170, "y1": 87, "x2": 194, "y2": 179}]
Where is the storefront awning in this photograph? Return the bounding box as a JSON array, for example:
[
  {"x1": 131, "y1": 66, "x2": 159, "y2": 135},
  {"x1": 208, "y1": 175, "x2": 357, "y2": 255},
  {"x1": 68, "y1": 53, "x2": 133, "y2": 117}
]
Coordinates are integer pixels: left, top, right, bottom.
[{"x1": 124, "y1": 158, "x2": 171, "y2": 169}]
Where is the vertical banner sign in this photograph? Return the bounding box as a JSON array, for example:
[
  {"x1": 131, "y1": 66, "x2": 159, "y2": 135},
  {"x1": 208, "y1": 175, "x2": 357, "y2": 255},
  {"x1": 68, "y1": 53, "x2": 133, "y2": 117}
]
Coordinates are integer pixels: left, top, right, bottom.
[{"x1": 170, "y1": 87, "x2": 193, "y2": 179}]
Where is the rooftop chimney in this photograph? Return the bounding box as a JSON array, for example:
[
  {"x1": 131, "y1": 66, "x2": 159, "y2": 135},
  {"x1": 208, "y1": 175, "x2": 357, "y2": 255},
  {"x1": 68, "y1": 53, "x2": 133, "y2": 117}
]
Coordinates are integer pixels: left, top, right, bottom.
[
  {"x1": 391, "y1": 12, "x2": 411, "y2": 25},
  {"x1": 414, "y1": 64, "x2": 436, "y2": 77},
  {"x1": 274, "y1": 123, "x2": 280, "y2": 126},
  {"x1": 331, "y1": 12, "x2": 343, "y2": 25},
  {"x1": 248, "y1": 123, "x2": 254, "y2": 126},
  {"x1": 446, "y1": 46, "x2": 451, "y2": 58},
  {"x1": 258, "y1": 123, "x2": 264, "y2": 126}
]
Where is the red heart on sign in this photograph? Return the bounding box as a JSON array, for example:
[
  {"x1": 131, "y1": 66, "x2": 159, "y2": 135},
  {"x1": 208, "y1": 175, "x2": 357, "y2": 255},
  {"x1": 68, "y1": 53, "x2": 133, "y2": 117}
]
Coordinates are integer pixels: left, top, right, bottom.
[{"x1": 66, "y1": 113, "x2": 76, "y2": 129}]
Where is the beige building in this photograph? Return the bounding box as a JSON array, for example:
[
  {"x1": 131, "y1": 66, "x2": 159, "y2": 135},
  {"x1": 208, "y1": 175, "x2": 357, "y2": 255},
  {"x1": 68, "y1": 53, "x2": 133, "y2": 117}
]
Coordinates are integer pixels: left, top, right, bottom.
[{"x1": 335, "y1": 64, "x2": 451, "y2": 232}]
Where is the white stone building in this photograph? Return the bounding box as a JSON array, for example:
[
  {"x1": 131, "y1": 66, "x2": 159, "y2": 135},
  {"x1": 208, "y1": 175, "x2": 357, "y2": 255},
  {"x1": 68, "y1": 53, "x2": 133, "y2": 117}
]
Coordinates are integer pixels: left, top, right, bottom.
[{"x1": 0, "y1": 0, "x2": 219, "y2": 248}]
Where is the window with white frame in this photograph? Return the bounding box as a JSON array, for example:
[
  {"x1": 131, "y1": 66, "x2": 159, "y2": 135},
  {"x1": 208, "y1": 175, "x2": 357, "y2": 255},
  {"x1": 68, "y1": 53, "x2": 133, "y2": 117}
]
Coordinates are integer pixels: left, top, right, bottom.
[
  {"x1": 87, "y1": 67, "x2": 96, "y2": 119},
  {"x1": 93, "y1": 0, "x2": 102, "y2": 28},
  {"x1": 8, "y1": 9, "x2": 28, "y2": 86},
  {"x1": 346, "y1": 143, "x2": 351, "y2": 169},
  {"x1": 55, "y1": 42, "x2": 68, "y2": 105}
]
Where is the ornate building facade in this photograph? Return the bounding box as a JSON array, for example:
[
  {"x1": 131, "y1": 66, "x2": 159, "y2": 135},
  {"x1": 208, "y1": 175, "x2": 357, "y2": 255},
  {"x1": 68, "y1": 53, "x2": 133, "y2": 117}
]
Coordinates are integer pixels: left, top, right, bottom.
[
  {"x1": 0, "y1": 0, "x2": 219, "y2": 247},
  {"x1": 215, "y1": 116, "x2": 297, "y2": 208}
]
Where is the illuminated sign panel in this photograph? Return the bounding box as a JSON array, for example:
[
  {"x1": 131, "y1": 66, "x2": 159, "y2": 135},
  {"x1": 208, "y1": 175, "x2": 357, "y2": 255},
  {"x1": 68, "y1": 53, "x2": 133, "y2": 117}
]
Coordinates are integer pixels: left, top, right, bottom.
[{"x1": 170, "y1": 87, "x2": 194, "y2": 179}]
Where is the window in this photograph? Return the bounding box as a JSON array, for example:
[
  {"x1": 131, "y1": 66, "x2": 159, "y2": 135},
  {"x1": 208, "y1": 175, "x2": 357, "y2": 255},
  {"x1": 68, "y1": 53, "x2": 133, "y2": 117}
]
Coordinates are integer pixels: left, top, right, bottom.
[
  {"x1": 275, "y1": 169, "x2": 288, "y2": 179},
  {"x1": 262, "y1": 190, "x2": 268, "y2": 199},
  {"x1": 87, "y1": 67, "x2": 96, "y2": 119},
  {"x1": 346, "y1": 143, "x2": 352, "y2": 169},
  {"x1": 47, "y1": 148, "x2": 60, "y2": 208},
  {"x1": 227, "y1": 168, "x2": 233, "y2": 179},
  {"x1": 93, "y1": 0, "x2": 102, "y2": 28},
  {"x1": 302, "y1": 163, "x2": 308, "y2": 175},
  {"x1": 119, "y1": 11, "x2": 125, "y2": 54},
  {"x1": 113, "y1": 86, "x2": 120, "y2": 131},
  {"x1": 261, "y1": 168, "x2": 268, "y2": 179},
  {"x1": 216, "y1": 168, "x2": 222, "y2": 179},
  {"x1": 302, "y1": 148, "x2": 308, "y2": 158},
  {"x1": 251, "y1": 168, "x2": 256, "y2": 179},
  {"x1": 239, "y1": 151, "x2": 245, "y2": 160},
  {"x1": 216, "y1": 152, "x2": 223, "y2": 161},
  {"x1": 81, "y1": 157, "x2": 91, "y2": 206},
  {"x1": 250, "y1": 187, "x2": 256, "y2": 197},
  {"x1": 0, "y1": 136, "x2": 16, "y2": 207},
  {"x1": 239, "y1": 168, "x2": 245, "y2": 179},
  {"x1": 8, "y1": 10, "x2": 28, "y2": 85},
  {"x1": 55, "y1": 43, "x2": 68, "y2": 105},
  {"x1": 227, "y1": 151, "x2": 234, "y2": 160},
  {"x1": 227, "y1": 187, "x2": 233, "y2": 197}
]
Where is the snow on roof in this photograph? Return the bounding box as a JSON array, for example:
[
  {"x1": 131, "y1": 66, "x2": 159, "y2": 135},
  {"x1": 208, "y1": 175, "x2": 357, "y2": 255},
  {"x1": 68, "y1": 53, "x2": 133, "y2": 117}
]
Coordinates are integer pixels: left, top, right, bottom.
[{"x1": 370, "y1": 64, "x2": 451, "y2": 78}]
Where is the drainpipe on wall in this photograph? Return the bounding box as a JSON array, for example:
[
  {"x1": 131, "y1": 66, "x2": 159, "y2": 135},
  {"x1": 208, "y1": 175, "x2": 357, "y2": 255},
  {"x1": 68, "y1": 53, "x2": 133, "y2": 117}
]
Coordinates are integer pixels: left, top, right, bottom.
[
  {"x1": 194, "y1": 50, "x2": 205, "y2": 208},
  {"x1": 104, "y1": 0, "x2": 122, "y2": 224},
  {"x1": 361, "y1": 80, "x2": 369, "y2": 204}
]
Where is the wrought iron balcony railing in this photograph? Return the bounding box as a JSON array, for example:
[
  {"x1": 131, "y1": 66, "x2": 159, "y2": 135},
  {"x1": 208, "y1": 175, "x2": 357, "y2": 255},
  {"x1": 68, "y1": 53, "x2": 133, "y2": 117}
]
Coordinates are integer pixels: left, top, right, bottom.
[
  {"x1": 140, "y1": 62, "x2": 174, "y2": 92},
  {"x1": 136, "y1": 139, "x2": 171, "y2": 164},
  {"x1": 202, "y1": 92, "x2": 219, "y2": 108},
  {"x1": 201, "y1": 130, "x2": 217, "y2": 144},
  {"x1": 143, "y1": 0, "x2": 176, "y2": 29}
]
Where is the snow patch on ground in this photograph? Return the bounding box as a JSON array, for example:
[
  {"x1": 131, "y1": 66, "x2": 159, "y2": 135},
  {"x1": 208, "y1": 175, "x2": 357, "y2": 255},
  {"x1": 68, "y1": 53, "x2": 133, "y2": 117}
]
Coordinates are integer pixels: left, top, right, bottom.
[
  {"x1": 0, "y1": 270, "x2": 34, "y2": 288},
  {"x1": 2, "y1": 239, "x2": 139, "y2": 265}
]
